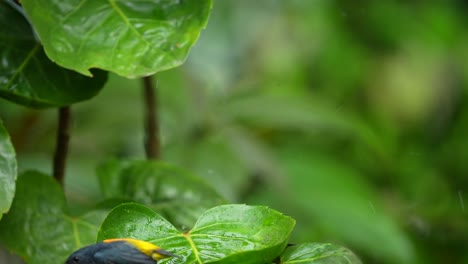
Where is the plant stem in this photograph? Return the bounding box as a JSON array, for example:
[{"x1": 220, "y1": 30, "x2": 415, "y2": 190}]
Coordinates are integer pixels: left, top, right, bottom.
[
  {"x1": 53, "y1": 106, "x2": 71, "y2": 186},
  {"x1": 142, "y1": 75, "x2": 160, "y2": 159}
]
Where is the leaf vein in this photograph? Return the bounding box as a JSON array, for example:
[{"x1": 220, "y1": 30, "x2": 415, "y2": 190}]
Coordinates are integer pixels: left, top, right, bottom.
[{"x1": 5, "y1": 44, "x2": 40, "y2": 90}]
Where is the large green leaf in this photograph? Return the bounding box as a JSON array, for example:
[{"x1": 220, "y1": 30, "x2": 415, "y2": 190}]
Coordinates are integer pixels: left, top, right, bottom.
[
  {"x1": 21, "y1": 0, "x2": 213, "y2": 78},
  {"x1": 98, "y1": 203, "x2": 295, "y2": 264},
  {"x1": 280, "y1": 243, "x2": 362, "y2": 264},
  {"x1": 0, "y1": 171, "x2": 109, "y2": 264},
  {"x1": 0, "y1": 121, "x2": 17, "y2": 220},
  {"x1": 96, "y1": 160, "x2": 226, "y2": 229},
  {"x1": 0, "y1": 1, "x2": 107, "y2": 108}
]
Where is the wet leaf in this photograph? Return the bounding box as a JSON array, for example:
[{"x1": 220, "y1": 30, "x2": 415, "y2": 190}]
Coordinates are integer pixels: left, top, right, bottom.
[
  {"x1": 21, "y1": 0, "x2": 213, "y2": 78},
  {"x1": 0, "y1": 121, "x2": 17, "y2": 220},
  {"x1": 96, "y1": 160, "x2": 226, "y2": 229},
  {"x1": 280, "y1": 243, "x2": 362, "y2": 264},
  {"x1": 0, "y1": 1, "x2": 107, "y2": 108},
  {"x1": 98, "y1": 203, "x2": 295, "y2": 264},
  {"x1": 0, "y1": 171, "x2": 109, "y2": 264}
]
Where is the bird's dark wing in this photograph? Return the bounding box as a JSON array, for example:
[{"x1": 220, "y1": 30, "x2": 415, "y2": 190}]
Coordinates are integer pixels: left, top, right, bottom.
[{"x1": 93, "y1": 242, "x2": 157, "y2": 264}]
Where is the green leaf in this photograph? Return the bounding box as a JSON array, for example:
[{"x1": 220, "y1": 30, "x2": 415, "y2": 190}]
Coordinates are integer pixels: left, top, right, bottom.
[
  {"x1": 165, "y1": 136, "x2": 251, "y2": 201},
  {"x1": 96, "y1": 159, "x2": 129, "y2": 199},
  {"x1": 280, "y1": 243, "x2": 362, "y2": 264},
  {"x1": 97, "y1": 160, "x2": 226, "y2": 229},
  {"x1": 0, "y1": 1, "x2": 108, "y2": 108},
  {"x1": 0, "y1": 121, "x2": 17, "y2": 220},
  {"x1": 98, "y1": 203, "x2": 296, "y2": 264},
  {"x1": 0, "y1": 171, "x2": 109, "y2": 264},
  {"x1": 21, "y1": 0, "x2": 213, "y2": 78}
]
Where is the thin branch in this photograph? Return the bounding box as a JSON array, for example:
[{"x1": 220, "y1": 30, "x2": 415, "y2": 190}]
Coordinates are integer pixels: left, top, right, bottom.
[
  {"x1": 142, "y1": 75, "x2": 160, "y2": 159},
  {"x1": 53, "y1": 106, "x2": 71, "y2": 186}
]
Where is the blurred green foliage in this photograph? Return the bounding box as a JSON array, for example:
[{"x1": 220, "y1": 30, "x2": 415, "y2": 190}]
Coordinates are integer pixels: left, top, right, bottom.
[{"x1": 1, "y1": 0, "x2": 468, "y2": 263}]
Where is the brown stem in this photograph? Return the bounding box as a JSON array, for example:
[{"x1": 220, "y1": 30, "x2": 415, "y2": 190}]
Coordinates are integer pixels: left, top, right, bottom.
[
  {"x1": 142, "y1": 75, "x2": 160, "y2": 159},
  {"x1": 53, "y1": 106, "x2": 71, "y2": 186}
]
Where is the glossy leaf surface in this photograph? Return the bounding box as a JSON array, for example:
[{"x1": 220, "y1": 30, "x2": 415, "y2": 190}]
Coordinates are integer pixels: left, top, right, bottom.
[
  {"x1": 281, "y1": 243, "x2": 362, "y2": 264},
  {"x1": 21, "y1": 0, "x2": 213, "y2": 78},
  {"x1": 98, "y1": 203, "x2": 295, "y2": 264},
  {"x1": 0, "y1": 121, "x2": 17, "y2": 220},
  {"x1": 0, "y1": 171, "x2": 108, "y2": 264},
  {"x1": 0, "y1": 1, "x2": 107, "y2": 108}
]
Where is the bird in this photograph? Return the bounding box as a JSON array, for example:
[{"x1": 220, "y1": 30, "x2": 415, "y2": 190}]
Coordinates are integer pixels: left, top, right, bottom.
[{"x1": 65, "y1": 238, "x2": 177, "y2": 264}]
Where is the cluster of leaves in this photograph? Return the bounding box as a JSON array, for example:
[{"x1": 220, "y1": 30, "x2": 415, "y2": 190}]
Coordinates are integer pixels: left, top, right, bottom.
[
  {"x1": 7, "y1": 0, "x2": 468, "y2": 263},
  {"x1": 72, "y1": 1, "x2": 465, "y2": 263},
  {"x1": 169, "y1": 1, "x2": 468, "y2": 263},
  {"x1": 0, "y1": 1, "x2": 361, "y2": 264},
  {"x1": 0, "y1": 166, "x2": 361, "y2": 264}
]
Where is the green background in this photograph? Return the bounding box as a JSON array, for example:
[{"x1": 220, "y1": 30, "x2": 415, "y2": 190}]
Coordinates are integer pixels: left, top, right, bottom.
[{"x1": 1, "y1": 1, "x2": 468, "y2": 263}]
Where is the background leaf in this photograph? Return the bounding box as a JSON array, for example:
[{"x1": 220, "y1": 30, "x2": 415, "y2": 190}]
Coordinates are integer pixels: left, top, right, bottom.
[
  {"x1": 97, "y1": 160, "x2": 226, "y2": 229},
  {"x1": 98, "y1": 203, "x2": 295, "y2": 264},
  {"x1": 220, "y1": 93, "x2": 389, "y2": 160},
  {"x1": 280, "y1": 243, "x2": 362, "y2": 264},
  {"x1": 282, "y1": 152, "x2": 415, "y2": 263},
  {"x1": 0, "y1": 1, "x2": 108, "y2": 108},
  {"x1": 0, "y1": 120, "x2": 16, "y2": 220},
  {"x1": 165, "y1": 135, "x2": 252, "y2": 202},
  {"x1": 21, "y1": 0, "x2": 213, "y2": 78},
  {"x1": 0, "y1": 171, "x2": 108, "y2": 264},
  {"x1": 96, "y1": 159, "x2": 129, "y2": 199}
]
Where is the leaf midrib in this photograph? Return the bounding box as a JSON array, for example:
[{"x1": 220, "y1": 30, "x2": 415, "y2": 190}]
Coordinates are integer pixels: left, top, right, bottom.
[
  {"x1": 183, "y1": 232, "x2": 203, "y2": 264},
  {"x1": 5, "y1": 44, "x2": 40, "y2": 89},
  {"x1": 107, "y1": 0, "x2": 148, "y2": 44}
]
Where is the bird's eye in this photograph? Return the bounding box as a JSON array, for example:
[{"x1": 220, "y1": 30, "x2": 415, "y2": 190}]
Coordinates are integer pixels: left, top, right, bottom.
[{"x1": 73, "y1": 256, "x2": 79, "y2": 262}]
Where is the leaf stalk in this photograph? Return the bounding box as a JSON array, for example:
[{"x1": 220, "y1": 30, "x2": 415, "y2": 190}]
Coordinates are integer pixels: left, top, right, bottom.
[
  {"x1": 142, "y1": 75, "x2": 160, "y2": 159},
  {"x1": 53, "y1": 106, "x2": 71, "y2": 186}
]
